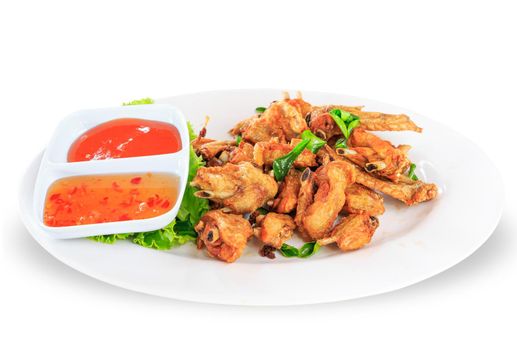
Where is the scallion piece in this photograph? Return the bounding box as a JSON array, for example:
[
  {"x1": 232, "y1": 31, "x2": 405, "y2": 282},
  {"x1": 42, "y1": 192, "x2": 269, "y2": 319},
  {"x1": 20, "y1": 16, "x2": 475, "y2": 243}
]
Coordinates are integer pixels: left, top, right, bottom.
[
  {"x1": 272, "y1": 130, "x2": 326, "y2": 181},
  {"x1": 273, "y1": 139, "x2": 309, "y2": 181},
  {"x1": 280, "y1": 242, "x2": 320, "y2": 258},
  {"x1": 329, "y1": 109, "x2": 361, "y2": 148},
  {"x1": 408, "y1": 163, "x2": 419, "y2": 181},
  {"x1": 300, "y1": 130, "x2": 326, "y2": 153},
  {"x1": 256, "y1": 106, "x2": 266, "y2": 113}
]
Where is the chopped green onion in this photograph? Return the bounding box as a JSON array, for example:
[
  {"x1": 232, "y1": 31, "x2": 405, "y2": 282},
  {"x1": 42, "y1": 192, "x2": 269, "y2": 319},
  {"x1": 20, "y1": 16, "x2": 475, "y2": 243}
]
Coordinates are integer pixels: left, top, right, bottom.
[
  {"x1": 301, "y1": 130, "x2": 326, "y2": 153},
  {"x1": 408, "y1": 163, "x2": 419, "y2": 181},
  {"x1": 272, "y1": 130, "x2": 326, "y2": 181},
  {"x1": 280, "y1": 242, "x2": 320, "y2": 258},
  {"x1": 273, "y1": 139, "x2": 309, "y2": 181},
  {"x1": 236, "y1": 135, "x2": 242, "y2": 146},
  {"x1": 122, "y1": 97, "x2": 154, "y2": 106},
  {"x1": 256, "y1": 106, "x2": 266, "y2": 113},
  {"x1": 335, "y1": 137, "x2": 347, "y2": 149},
  {"x1": 256, "y1": 207, "x2": 269, "y2": 215},
  {"x1": 329, "y1": 109, "x2": 361, "y2": 148}
]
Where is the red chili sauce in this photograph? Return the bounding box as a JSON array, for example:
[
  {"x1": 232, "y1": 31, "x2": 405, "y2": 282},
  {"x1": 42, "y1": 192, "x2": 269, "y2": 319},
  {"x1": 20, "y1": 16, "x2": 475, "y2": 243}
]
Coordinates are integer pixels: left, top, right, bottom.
[
  {"x1": 44, "y1": 173, "x2": 179, "y2": 227},
  {"x1": 68, "y1": 118, "x2": 181, "y2": 162}
]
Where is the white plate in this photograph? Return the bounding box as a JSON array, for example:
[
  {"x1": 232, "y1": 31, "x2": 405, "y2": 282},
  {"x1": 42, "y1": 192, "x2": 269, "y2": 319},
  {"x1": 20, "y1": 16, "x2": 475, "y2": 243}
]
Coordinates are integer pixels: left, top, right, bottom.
[{"x1": 19, "y1": 89, "x2": 504, "y2": 305}]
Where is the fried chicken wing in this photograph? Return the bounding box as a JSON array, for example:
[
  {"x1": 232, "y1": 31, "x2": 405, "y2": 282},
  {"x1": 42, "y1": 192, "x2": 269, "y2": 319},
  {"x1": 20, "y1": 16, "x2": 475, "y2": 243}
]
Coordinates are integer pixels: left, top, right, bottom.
[
  {"x1": 233, "y1": 93, "x2": 312, "y2": 144},
  {"x1": 229, "y1": 141, "x2": 254, "y2": 164},
  {"x1": 195, "y1": 210, "x2": 253, "y2": 263},
  {"x1": 318, "y1": 147, "x2": 437, "y2": 206},
  {"x1": 343, "y1": 183, "x2": 385, "y2": 216},
  {"x1": 294, "y1": 168, "x2": 316, "y2": 241},
  {"x1": 256, "y1": 212, "x2": 296, "y2": 249},
  {"x1": 343, "y1": 128, "x2": 410, "y2": 183},
  {"x1": 273, "y1": 169, "x2": 301, "y2": 214},
  {"x1": 355, "y1": 170, "x2": 438, "y2": 205},
  {"x1": 308, "y1": 105, "x2": 422, "y2": 138},
  {"x1": 318, "y1": 214, "x2": 379, "y2": 251},
  {"x1": 229, "y1": 115, "x2": 257, "y2": 136},
  {"x1": 192, "y1": 138, "x2": 235, "y2": 160},
  {"x1": 253, "y1": 139, "x2": 317, "y2": 167},
  {"x1": 191, "y1": 162, "x2": 278, "y2": 213},
  {"x1": 301, "y1": 161, "x2": 356, "y2": 240}
]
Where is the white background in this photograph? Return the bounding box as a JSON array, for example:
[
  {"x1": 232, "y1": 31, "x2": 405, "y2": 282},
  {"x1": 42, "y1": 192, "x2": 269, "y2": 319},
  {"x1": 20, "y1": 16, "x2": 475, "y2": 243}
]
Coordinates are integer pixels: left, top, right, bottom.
[{"x1": 1, "y1": 1, "x2": 516, "y2": 349}]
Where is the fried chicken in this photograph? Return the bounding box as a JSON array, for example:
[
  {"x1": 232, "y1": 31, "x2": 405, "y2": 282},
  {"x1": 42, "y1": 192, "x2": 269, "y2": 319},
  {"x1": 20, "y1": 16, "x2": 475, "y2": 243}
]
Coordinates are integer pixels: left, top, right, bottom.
[
  {"x1": 318, "y1": 214, "x2": 379, "y2": 251},
  {"x1": 229, "y1": 141, "x2": 254, "y2": 164},
  {"x1": 343, "y1": 128, "x2": 411, "y2": 183},
  {"x1": 192, "y1": 138, "x2": 235, "y2": 160},
  {"x1": 308, "y1": 105, "x2": 422, "y2": 139},
  {"x1": 231, "y1": 93, "x2": 312, "y2": 144},
  {"x1": 191, "y1": 162, "x2": 278, "y2": 213},
  {"x1": 294, "y1": 168, "x2": 316, "y2": 242},
  {"x1": 273, "y1": 169, "x2": 301, "y2": 214},
  {"x1": 195, "y1": 210, "x2": 253, "y2": 263},
  {"x1": 300, "y1": 161, "x2": 356, "y2": 240},
  {"x1": 343, "y1": 183, "x2": 385, "y2": 216},
  {"x1": 355, "y1": 170, "x2": 438, "y2": 206},
  {"x1": 253, "y1": 139, "x2": 317, "y2": 168},
  {"x1": 255, "y1": 212, "x2": 296, "y2": 249}
]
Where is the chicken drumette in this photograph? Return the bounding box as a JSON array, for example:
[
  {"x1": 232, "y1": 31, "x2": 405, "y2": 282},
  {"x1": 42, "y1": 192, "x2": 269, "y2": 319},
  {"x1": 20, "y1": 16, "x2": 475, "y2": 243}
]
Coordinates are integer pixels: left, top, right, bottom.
[
  {"x1": 230, "y1": 92, "x2": 312, "y2": 143},
  {"x1": 343, "y1": 183, "x2": 385, "y2": 216},
  {"x1": 195, "y1": 210, "x2": 253, "y2": 263},
  {"x1": 318, "y1": 214, "x2": 379, "y2": 251},
  {"x1": 255, "y1": 212, "x2": 296, "y2": 249},
  {"x1": 191, "y1": 162, "x2": 278, "y2": 213},
  {"x1": 298, "y1": 161, "x2": 356, "y2": 240}
]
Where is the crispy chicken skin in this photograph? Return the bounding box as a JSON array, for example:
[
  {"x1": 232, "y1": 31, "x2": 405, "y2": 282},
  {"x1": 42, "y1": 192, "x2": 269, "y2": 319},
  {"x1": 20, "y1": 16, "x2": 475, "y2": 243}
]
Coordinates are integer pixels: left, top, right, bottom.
[
  {"x1": 294, "y1": 168, "x2": 316, "y2": 241},
  {"x1": 344, "y1": 183, "x2": 385, "y2": 216},
  {"x1": 308, "y1": 105, "x2": 422, "y2": 139},
  {"x1": 256, "y1": 213, "x2": 296, "y2": 249},
  {"x1": 229, "y1": 141, "x2": 254, "y2": 164},
  {"x1": 355, "y1": 170, "x2": 438, "y2": 205},
  {"x1": 195, "y1": 210, "x2": 253, "y2": 263},
  {"x1": 320, "y1": 146, "x2": 437, "y2": 206},
  {"x1": 192, "y1": 138, "x2": 235, "y2": 160},
  {"x1": 318, "y1": 214, "x2": 379, "y2": 251},
  {"x1": 344, "y1": 128, "x2": 410, "y2": 183},
  {"x1": 253, "y1": 139, "x2": 317, "y2": 168},
  {"x1": 273, "y1": 169, "x2": 301, "y2": 214},
  {"x1": 191, "y1": 162, "x2": 278, "y2": 213},
  {"x1": 190, "y1": 93, "x2": 439, "y2": 261},
  {"x1": 232, "y1": 94, "x2": 312, "y2": 144},
  {"x1": 301, "y1": 161, "x2": 356, "y2": 240}
]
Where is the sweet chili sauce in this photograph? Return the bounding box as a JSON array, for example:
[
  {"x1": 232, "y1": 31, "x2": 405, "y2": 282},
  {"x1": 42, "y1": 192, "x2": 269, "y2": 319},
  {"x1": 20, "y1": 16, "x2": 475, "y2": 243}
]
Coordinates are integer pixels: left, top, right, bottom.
[
  {"x1": 43, "y1": 173, "x2": 179, "y2": 227},
  {"x1": 67, "y1": 118, "x2": 181, "y2": 162}
]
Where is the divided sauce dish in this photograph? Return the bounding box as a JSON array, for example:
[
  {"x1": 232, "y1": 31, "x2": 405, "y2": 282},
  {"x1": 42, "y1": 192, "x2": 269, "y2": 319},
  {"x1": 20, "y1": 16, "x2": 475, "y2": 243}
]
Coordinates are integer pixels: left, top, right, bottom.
[{"x1": 33, "y1": 104, "x2": 189, "y2": 239}]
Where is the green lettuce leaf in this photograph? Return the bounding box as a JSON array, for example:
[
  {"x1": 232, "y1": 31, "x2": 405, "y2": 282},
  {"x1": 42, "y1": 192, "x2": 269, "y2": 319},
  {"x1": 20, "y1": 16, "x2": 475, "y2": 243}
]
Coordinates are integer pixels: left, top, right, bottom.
[
  {"x1": 177, "y1": 125, "x2": 209, "y2": 225},
  {"x1": 187, "y1": 121, "x2": 198, "y2": 141},
  {"x1": 88, "y1": 233, "x2": 133, "y2": 244},
  {"x1": 122, "y1": 97, "x2": 154, "y2": 106},
  {"x1": 132, "y1": 219, "x2": 196, "y2": 250}
]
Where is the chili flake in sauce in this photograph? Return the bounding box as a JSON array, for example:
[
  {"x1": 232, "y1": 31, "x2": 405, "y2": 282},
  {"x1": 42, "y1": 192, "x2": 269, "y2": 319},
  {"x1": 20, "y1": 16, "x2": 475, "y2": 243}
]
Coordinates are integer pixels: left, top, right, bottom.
[{"x1": 43, "y1": 173, "x2": 178, "y2": 227}]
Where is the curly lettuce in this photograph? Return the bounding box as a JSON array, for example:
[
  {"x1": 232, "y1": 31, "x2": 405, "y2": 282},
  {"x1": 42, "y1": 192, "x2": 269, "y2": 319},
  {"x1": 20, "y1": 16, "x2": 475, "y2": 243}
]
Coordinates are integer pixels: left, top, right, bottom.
[
  {"x1": 177, "y1": 123, "x2": 210, "y2": 226},
  {"x1": 132, "y1": 220, "x2": 196, "y2": 250},
  {"x1": 122, "y1": 97, "x2": 154, "y2": 106},
  {"x1": 88, "y1": 233, "x2": 133, "y2": 244}
]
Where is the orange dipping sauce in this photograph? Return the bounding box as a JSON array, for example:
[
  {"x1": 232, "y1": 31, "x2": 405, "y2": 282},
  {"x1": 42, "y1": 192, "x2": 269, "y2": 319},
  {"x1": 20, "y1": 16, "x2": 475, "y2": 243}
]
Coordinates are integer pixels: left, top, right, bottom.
[
  {"x1": 43, "y1": 173, "x2": 178, "y2": 227},
  {"x1": 68, "y1": 118, "x2": 181, "y2": 162}
]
